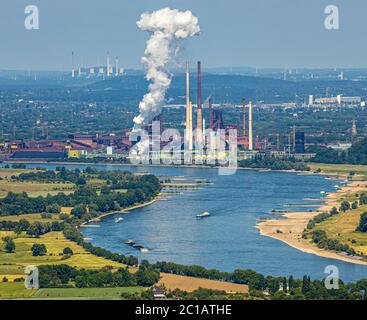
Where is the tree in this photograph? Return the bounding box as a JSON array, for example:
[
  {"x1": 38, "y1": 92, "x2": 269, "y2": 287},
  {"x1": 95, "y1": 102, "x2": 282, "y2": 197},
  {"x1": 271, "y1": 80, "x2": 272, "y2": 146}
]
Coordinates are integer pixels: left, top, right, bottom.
[
  {"x1": 63, "y1": 247, "x2": 73, "y2": 255},
  {"x1": 127, "y1": 256, "x2": 139, "y2": 267},
  {"x1": 135, "y1": 269, "x2": 160, "y2": 287},
  {"x1": 339, "y1": 201, "x2": 351, "y2": 212},
  {"x1": 46, "y1": 204, "x2": 61, "y2": 214},
  {"x1": 71, "y1": 204, "x2": 87, "y2": 219},
  {"x1": 288, "y1": 275, "x2": 294, "y2": 289},
  {"x1": 75, "y1": 177, "x2": 87, "y2": 186},
  {"x1": 2, "y1": 237, "x2": 15, "y2": 253},
  {"x1": 357, "y1": 212, "x2": 367, "y2": 232},
  {"x1": 301, "y1": 275, "x2": 311, "y2": 294},
  {"x1": 360, "y1": 193, "x2": 367, "y2": 205},
  {"x1": 31, "y1": 243, "x2": 47, "y2": 256},
  {"x1": 330, "y1": 207, "x2": 338, "y2": 215},
  {"x1": 51, "y1": 221, "x2": 62, "y2": 232}
]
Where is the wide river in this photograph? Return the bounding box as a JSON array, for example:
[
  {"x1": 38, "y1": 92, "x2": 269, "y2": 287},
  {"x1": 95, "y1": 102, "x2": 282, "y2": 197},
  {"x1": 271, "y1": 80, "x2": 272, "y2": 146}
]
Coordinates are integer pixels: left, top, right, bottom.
[{"x1": 25, "y1": 163, "x2": 367, "y2": 282}]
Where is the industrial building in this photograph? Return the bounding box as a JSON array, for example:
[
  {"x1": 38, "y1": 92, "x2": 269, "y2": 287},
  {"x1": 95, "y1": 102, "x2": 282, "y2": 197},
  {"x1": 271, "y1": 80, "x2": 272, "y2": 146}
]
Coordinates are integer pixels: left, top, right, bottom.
[
  {"x1": 308, "y1": 94, "x2": 363, "y2": 107},
  {"x1": 71, "y1": 51, "x2": 124, "y2": 79}
]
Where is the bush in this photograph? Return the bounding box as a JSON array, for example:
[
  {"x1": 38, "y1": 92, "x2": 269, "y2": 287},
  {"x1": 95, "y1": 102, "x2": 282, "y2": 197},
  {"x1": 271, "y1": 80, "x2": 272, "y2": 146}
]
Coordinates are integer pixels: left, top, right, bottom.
[
  {"x1": 31, "y1": 243, "x2": 47, "y2": 256},
  {"x1": 71, "y1": 205, "x2": 87, "y2": 219},
  {"x1": 41, "y1": 213, "x2": 52, "y2": 219},
  {"x1": 357, "y1": 212, "x2": 367, "y2": 232},
  {"x1": 339, "y1": 201, "x2": 351, "y2": 212},
  {"x1": 63, "y1": 247, "x2": 73, "y2": 255},
  {"x1": 46, "y1": 204, "x2": 61, "y2": 214},
  {"x1": 360, "y1": 193, "x2": 367, "y2": 205},
  {"x1": 2, "y1": 236, "x2": 15, "y2": 253}
]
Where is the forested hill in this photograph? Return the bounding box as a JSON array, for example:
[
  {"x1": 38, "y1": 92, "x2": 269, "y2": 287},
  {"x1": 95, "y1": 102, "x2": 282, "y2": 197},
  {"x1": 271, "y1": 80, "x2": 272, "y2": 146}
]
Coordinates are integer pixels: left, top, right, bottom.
[{"x1": 312, "y1": 138, "x2": 367, "y2": 165}]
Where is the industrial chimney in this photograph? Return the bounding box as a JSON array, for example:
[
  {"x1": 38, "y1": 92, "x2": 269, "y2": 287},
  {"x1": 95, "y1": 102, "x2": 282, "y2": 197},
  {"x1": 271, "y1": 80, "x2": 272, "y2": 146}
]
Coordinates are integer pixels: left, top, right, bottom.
[
  {"x1": 197, "y1": 61, "x2": 203, "y2": 142},
  {"x1": 209, "y1": 97, "x2": 213, "y2": 130},
  {"x1": 71, "y1": 51, "x2": 75, "y2": 78},
  {"x1": 107, "y1": 51, "x2": 111, "y2": 77},
  {"x1": 248, "y1": 101, "x2": 253, "y2": 151},
  {"x1": 185, "y1": 62, "x2": 193, "y2": 150},
  {"x1": 242, "y1": 97, "x2": 246, "y2": 145},
  {"x1": 115, "y1": 56, "x2": 119, "y2": 76}
]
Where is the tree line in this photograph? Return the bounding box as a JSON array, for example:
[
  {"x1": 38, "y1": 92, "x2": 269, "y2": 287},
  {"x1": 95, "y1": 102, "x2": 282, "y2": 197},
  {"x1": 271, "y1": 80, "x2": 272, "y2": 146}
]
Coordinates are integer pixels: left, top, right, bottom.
[
  {"x1": 239, "y1": 157, "x2": 310, "y2": 171},
  {"x1": 38, "y1": 264, "x2": 160, "y2": 289}
]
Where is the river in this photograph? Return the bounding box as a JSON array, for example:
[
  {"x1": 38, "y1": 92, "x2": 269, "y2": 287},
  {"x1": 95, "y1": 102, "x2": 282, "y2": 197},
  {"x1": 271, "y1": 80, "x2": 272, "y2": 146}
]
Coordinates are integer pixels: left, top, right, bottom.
[{"x1": 23, "y1": 163, "x2": 367, "y2": 282}]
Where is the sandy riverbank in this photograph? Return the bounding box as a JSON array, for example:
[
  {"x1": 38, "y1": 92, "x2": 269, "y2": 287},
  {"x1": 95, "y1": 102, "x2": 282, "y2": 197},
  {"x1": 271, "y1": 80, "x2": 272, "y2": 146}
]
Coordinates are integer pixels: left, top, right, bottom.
[{"x1": 257, "y1": 179, "x2": 367, "y2": 266}]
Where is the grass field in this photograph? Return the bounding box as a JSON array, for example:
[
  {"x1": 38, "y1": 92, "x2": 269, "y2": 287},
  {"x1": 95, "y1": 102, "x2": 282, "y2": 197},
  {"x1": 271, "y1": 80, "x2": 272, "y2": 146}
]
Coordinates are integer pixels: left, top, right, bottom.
[
  {"x1": 308, "y1": 163, "x2": 367, "y2": 176},
  {"x1": 0, "y1": 213, "x2": 62, "y2": 223},
  {"x1": 0, "y1": 231, "x2": 125, "y2": 280},
  {"x1": 0, "y1": 283, "x2": 144, "y2": 299},
  {"x1": 0, "y1": 167, "x2": 75, "y2": 197},
  {"x1": 0, "y1": 168, "x2": 34, "y2": 179},
  {"x1": 312, "y1": 204, "x2": 367, "y2": 256},
  {"x1": 0, "y1": 282, "x2": 36, "y2": 299},
  {"x1": 0, "y1": 180, "x2": 74, "y2": 198},
  {"x1": 33, "y1": 286, "x2": 144, "y2": 299}
]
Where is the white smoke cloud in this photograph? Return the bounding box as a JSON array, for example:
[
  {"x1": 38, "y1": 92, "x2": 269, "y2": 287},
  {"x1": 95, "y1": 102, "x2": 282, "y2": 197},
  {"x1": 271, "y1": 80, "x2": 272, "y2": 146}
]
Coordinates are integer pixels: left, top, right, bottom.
[{"x1": 132, "y1": 8, "x2": 200, "y2": 148}]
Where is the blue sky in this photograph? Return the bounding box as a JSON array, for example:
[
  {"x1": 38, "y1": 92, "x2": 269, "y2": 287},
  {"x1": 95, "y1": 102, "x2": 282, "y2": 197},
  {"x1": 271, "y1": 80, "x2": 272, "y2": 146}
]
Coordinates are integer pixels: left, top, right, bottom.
[{"x1": 0, "y1": 0, "x2": 365, "y2": 70}]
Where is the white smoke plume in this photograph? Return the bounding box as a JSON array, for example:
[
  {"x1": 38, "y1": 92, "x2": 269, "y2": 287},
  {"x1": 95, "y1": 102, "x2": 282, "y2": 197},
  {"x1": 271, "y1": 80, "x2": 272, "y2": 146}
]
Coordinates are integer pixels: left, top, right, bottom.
[{"x1": 132, "y1": 8, "x2": 200, "y2": 151}]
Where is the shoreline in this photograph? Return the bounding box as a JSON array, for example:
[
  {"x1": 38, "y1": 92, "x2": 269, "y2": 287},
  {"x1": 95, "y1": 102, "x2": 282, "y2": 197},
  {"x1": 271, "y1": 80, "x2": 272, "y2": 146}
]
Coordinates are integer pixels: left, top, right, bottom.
[
  {"x1": 256, "y1": 179, "x2": 367, "y2": 266},
  {"x1": 5, "y1": 159, "x2": 323, "y2": 176},
  {"x1": 80, "y1": 195, "x2": 163, "y2": 227}
]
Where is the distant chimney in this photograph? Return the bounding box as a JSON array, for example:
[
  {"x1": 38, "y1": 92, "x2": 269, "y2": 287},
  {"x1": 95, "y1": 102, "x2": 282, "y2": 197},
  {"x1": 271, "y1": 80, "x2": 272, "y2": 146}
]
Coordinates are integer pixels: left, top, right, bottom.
[
  {"x1": 71, "y1": 51, "x2": 75, "y2": 78},
  {"x1": 209, "y1": 98, "x2": 213, "y2": 130},
  {"x1": 242, "y1": 97, "x2": 246, "y2": 144},
  {"x1": 115, "y1": 56, "x2": 119, "y2": 76},
  {"x1": 248, "y1": 102, "x2": 253, "y2": 151},
  {"x1": 107, "y1": 51, "x2": 111, "y2": 77}
]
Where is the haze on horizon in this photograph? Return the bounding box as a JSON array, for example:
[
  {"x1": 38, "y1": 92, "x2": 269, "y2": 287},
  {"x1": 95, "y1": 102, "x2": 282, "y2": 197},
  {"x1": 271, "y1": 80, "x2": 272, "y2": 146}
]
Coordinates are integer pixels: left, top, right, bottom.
[{"x1": 0, "y1": 0, "x2": 366, "y2": 71}]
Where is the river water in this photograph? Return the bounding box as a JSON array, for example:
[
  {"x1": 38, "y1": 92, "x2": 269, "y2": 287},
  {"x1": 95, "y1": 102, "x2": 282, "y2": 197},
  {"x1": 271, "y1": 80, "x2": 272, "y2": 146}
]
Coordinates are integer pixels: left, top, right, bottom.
[{"x1": 23, "y1": 163, "x2": 367, "y2": 282}]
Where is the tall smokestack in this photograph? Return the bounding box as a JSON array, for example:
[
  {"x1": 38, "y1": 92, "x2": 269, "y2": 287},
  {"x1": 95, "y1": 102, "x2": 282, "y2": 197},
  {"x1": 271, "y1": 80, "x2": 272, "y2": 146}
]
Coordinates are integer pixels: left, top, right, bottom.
[
  {"x1": 248, "y1": 101, "x2": 253, "y2": 151},
  {"x1": 115, "y1": 56, "x2": 119, "y2": 76},
  {"x1": 202, "y1": 118, "x2": 206, "y2": 139},
  {"x1": 242, "y1": 97, "x2": 246, "y2": 146},
  {"x1": 209, "y1": 97, "x2": 213, "y2": 129},
  {"x1": 107, "y1": 51, "x2": 110, "y2": 77},
  {"x1": 71, "y1": 51, "x2": 75, "y2": 78},
  {"x1": 186, "y1": 62, "x2": 193, "y2": 150},
  {"x1": 197, "y1": 61, "x2": 203, "y2": 142}
]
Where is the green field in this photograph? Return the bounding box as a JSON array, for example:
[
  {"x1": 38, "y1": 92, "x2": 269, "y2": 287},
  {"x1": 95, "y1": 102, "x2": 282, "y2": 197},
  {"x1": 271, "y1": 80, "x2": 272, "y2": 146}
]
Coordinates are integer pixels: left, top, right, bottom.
[
  {"x1": 311, "y1": 204, "x2": 367, "y2": 256},
  {"x1": 33, "y1": 286, "x2": 144, "y2": 299},
  {"x1": 0, "y1": 167, "x2": 75, "y2": 197},
  {"x1": 0, "y1": 282, "x2": 36, "y2": 299},
  {"x1": 308, "y1": 163, "x2": 367, "y2": 176},
  {"x1": 0, "y1": 282, "x2": 143, "y2": 299},
  {"x1": 0, "y1": 231, "x2": 125, "y2": 279}
]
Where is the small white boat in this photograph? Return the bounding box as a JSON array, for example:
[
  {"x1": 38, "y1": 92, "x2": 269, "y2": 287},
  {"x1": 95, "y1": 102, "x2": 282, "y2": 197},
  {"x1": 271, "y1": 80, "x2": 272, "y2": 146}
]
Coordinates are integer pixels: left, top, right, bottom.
[
  {"x1": 196, "y1": 212, "x2": 211, "y2": 219},
  {"x1": 114, "y1": 217, "x2": 124, "y2": 223},
  {"x1": 140, "y1": 248, "x2": 150, "y2": 253}
]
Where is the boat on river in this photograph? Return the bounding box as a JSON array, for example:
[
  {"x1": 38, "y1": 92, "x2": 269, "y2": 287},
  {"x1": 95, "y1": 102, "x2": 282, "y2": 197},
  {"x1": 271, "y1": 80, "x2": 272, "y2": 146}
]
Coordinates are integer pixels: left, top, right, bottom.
[{"x1": 196, "y1": 212, "x2": 210, "y2": 219}]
